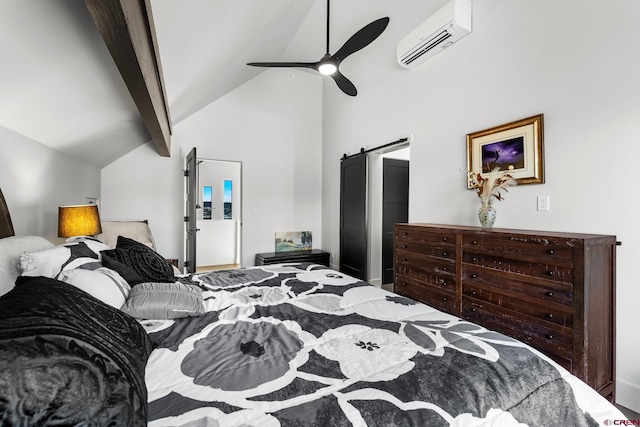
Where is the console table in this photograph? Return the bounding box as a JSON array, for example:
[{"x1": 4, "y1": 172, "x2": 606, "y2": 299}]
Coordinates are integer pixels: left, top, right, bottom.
[{"x1": 255, "y1": 249, "x2": 330, "y2": 267}]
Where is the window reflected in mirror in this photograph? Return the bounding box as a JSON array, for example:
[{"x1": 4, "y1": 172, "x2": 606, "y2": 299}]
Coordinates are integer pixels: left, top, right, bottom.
[{"x1": 203, "y1": 185, "x2": 212, "y2": 220}]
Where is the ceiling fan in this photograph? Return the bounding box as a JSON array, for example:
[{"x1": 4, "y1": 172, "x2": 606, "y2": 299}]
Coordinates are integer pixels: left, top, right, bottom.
[{"x1": 247, "y1": 0, "x2": 389, "y2": 96}]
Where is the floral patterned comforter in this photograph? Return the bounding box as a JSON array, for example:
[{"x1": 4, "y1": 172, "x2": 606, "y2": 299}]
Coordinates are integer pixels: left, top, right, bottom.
[{"x1": 143, "y1": 264, "x2": 623, "y2": 426}]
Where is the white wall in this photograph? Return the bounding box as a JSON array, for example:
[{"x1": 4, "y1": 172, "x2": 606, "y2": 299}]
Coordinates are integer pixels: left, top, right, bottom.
[
  {"x1": 101, "y1": 68, "x2": 323, "y2": 268},
  {"x1": 321, "y1": 0, "x2": 640, "y2": 411},
  {"x1": 0, "y1": 125, "x2": 100, "y2": 243}
]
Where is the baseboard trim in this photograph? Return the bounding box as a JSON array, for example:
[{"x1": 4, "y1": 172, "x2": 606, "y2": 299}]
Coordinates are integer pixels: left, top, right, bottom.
[
  {"x1": 616, "y1": 378, "x2": 640, "y2": 414},
  {"x1": 369, "y1": 277, "x2": 382, "y2": 287}
]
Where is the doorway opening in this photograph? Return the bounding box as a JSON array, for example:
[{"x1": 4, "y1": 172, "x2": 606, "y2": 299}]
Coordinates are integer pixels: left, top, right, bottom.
[
  {"x1": 338, "y1": 141, "x2": 410, "y2": 286},
  {"x1": 196, "y1": 159, "x2": 241, "y2": 272},
  {"x1": 185, "y1": 148, "x2": 242, "y2": 274},
  {"x1": 368, "y1": 146, "x2": 410, "y2": 289}
]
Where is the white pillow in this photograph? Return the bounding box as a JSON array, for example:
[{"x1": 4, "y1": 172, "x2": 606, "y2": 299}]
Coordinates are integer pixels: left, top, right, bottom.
[
  {"x1": 0, "y1": 236, "x2": 55, "y2": 296},
  {"x1": 19, "y1": 237, "x2": 111, "y2": 279},
  {"x1": 95, "y1": 221, "x2": 156, "y2": 250},
  {"x1": 58, "y1": 267, "x2": 131, "y2": 309}
]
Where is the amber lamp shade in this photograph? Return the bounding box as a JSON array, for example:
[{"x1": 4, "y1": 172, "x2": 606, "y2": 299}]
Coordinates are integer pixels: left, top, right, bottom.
[{"x1": 58, "y1": 205, "x2": 102, "y2": 238}]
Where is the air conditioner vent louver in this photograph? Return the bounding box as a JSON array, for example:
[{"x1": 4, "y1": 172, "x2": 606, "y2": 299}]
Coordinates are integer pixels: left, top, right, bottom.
[
  {"x1": 397, "y1": 0, "x2": 471, "y2": 69},
  {"x1": 400, "y1": 29, "x2": 453, "y2": 66}
]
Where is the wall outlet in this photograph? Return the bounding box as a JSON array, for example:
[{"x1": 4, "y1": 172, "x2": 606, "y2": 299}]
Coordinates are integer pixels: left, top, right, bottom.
[{"x1": 537, "y1": 195, "x2": 550, "y2": 211}]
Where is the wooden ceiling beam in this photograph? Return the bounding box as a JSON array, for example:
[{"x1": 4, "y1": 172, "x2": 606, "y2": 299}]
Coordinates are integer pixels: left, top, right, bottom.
[{"x1": 85, "y1": 0, "x2": 172, "y2": 157}]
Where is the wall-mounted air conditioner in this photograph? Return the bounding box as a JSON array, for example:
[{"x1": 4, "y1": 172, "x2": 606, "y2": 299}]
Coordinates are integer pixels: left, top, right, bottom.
[{"x1": 397, "y1": 0, "x2": 472, "y2": 69}]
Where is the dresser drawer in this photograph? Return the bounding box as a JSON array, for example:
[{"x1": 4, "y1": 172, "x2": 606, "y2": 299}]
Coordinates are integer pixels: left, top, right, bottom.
[
  {"x1": 396, "y1": 280, "x2": 456, "y2": 314},
  {"x1": 462, "y1": 281, "x2": 573, "y2": 328},
  {"x1": 462, "y1": 252, "x2": 574, "y2": 284},
  {"x1": 462, "y1": 298, "x2": 572, "y2": 361},
  {"x1": 396, "y1": 270, "x2": 453, "y2": 293},
  {"x1": 396, "y1": 253, "x2": 456, "y2": 289},
  {"x1": 461, "y1": 265, "x2": 573, "y2": 306},
  {"x1": 396, "y1": 227, "x2": 456, "y2": 248},
  {"x1": 462, "y1": 235, "x2": 574, "y2": 263},
  {"x1": 396, "y1": 241, "x2": 455, "y2": 260}
]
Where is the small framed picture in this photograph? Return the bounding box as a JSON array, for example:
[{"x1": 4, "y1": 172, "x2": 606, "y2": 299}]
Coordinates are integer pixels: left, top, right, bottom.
[
  {"x1": 467, "y1": 114, "x2": 544, "y2": 188},
  {"x1": 275, "y1": 231, "x2": 312, "y2": 252}
]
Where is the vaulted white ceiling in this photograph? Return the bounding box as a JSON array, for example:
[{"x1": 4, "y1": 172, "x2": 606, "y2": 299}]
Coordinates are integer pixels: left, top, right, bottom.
[
  {"x1": 1, "y1": 0, "x2": 316, "y2": 168},
  {"x1": 1, "y1": 0, "x2": 446, "y2": 168}
]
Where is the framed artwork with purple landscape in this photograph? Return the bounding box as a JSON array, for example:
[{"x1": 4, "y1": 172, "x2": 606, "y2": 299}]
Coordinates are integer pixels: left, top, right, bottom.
[{"x1": 467, "y1": 114, "x2": 544, "y2": 188}]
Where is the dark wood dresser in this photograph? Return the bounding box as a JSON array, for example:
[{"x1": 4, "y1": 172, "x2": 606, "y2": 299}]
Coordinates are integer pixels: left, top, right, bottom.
[{"x1": 394, "y1": 223, "x2": 617, "y2": 401}]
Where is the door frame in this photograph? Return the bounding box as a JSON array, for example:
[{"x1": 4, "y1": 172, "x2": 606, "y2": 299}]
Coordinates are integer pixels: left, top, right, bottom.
[
  {"x1": 366, "y1": 146, "x2": 410, "y2": 286},
  {"x1": 184, "y1": 148, "x2": 243, "y2": 273},
  {"x1": 196, "y1": 158, "x2": 242, "y2": 269}
]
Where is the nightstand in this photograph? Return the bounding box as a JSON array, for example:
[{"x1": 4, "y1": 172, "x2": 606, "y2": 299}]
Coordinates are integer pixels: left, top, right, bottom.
[{"x1": 255, "y1": 249, "x2": 330, "y2": 267}]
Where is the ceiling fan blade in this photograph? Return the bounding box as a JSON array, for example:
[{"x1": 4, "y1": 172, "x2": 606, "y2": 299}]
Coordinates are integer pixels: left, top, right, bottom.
[
  {"x1": 247, "y1": 62, "x2": 318, "y2": 70},
  {"x1": 331, "y1": 71, "x2": 357, "y2": 96},
  {"x1": 332, "y1": 17, "x2": 390, "y2": 62}
]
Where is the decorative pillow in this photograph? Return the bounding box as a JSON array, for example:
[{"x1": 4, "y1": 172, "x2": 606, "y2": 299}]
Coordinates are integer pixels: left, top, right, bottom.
[
  {"x1": 101, "y1": 253, "x2": 146, "y2": 286},
  {"x1": 0, "y1": 236, "x2": 54, "y2": 296},
  {"x1": 0, "y1": 275, "x2": 153, "y2": 426},
  {"x1": 95, "y1": 220, "x2": 156, "y2": 250},
  {"x1": 58, "y1": 267, "x2": 131, "y2": 309},
  {"x1": 101, "y1": 236, "x2": 175, "y2": 284},
  {"x1": 120, "y1": 282, "x2": 205, "y2": 319},
  {"x1": 18, "y1": 237, "x2": 111, "y2": 280}
]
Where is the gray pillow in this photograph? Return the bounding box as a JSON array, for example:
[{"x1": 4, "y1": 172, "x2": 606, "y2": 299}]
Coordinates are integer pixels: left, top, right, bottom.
[{"x1": 120, "y1": 282, "x2": 205, "y2": 319}]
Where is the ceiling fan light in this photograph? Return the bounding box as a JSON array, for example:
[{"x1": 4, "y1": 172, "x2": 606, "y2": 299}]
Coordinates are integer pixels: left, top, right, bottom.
[{"x1": 318, "y1": 63, "x2": 337, "y2": 75}]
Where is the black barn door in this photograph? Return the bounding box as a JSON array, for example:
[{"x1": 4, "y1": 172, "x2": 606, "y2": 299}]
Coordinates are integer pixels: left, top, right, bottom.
[
  {"x1": 340, "y1": 154, "x2": 367, "y2": 280},
  {"x1": 185, "y1": 147, "x2": 197, "y2": 274},
  {"x1": 382, "y1": 158, "x2": 409, "y2": 284}
]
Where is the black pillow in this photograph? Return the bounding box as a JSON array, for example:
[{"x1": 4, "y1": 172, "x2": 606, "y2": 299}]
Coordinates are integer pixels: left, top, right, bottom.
[
  {"x1": 102, "y1": 236, "x2": 175, "y2": 284},
  {"x1": 0, "y1": 276, "x2": 154, "y2": 426},
  {"x1": 102, "y1": 252, "x2": 145, "y2": 286}
]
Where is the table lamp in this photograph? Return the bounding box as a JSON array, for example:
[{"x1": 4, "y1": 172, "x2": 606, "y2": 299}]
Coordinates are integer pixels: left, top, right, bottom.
[{"x1": 58, "y1": 204, "x2": 102, "y2": 238}]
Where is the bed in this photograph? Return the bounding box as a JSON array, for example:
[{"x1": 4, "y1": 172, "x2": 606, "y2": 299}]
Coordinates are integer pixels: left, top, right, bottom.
[{"x1": 0, "y1": 188, "x2": 627, "y2": 426}]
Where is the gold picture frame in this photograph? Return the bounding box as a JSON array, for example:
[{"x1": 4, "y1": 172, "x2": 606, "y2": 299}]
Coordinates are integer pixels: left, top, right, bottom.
[{"x1": 467, "y1": 114, "x2": 544, "y2": 188}]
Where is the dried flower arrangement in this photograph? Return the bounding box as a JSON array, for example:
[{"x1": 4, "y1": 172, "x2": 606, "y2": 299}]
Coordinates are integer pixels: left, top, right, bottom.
[{"x1": 468, "y1": 167, "x2": 517, "y2": 206}]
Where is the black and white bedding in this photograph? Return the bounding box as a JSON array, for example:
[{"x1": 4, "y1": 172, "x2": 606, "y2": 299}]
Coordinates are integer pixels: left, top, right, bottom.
[
  {"x1": 0, "y1": 276, "x2": 153, "y2": 426},
  {"x1": 142, "y1": 264, "x2": 624, "y2": 426},
  {"x1": 0, "y1": 233, "x2": 626, "y2": 426}
]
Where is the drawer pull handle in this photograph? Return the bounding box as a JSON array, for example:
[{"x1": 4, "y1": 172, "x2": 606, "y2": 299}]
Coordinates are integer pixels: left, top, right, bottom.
[
  {"x1": 442, "y1": 237, "x2": 448, "y2": 242},
  {"x1": 442, "y1": 267, "x2": 448, "y2": 272},
  {"x1": 546, "y1": 291, "x2": 554, "y2": 297},
  {"x1": 401, "y1": 257, "x2": 407, "y2": 262},
  {"x1": 472, "y1": 257, "x2": 478, "y2": 262},
  {"x1": 401, "y1": 245, "x2": 407, "y2": 249},
  {"x1": 546, "y1": 313, "x2": 554, "y2": 319},
  {"x1": 472, "y1": 240, "x2": 477, "y2": 245},
  {"x1": 471, "y1": 308, "x2": 477, "y2": 312},
  {"x1": 471, "y1": 274, "x2": 477, "y2": 279},
  {"x1": 442, "y1": 297, "x2": 447, "y2": 301},
  {"x1": 442, "y1": 252, "x2": 448, "y2": 257},
  {"x1": 401, "y1": 232, "x2": 407, "y2": 236},
  {"x1": 546, "y1": 271, "x2": 554, "y2": 276},
  {"x1": 546, "y1": 334, "x2": 553, "y2": 340},
  {"x1": 471, "y1": 291, "x2": 477, "y2": 296},
  {"x1": 547, "y1": 249, "x2": 555, "y2": 255}
]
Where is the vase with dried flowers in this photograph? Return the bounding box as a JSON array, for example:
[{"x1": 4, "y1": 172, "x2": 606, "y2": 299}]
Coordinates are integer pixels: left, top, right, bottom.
[{"x1": 468, "y1": 167, "x2": 517, "y2": 228}]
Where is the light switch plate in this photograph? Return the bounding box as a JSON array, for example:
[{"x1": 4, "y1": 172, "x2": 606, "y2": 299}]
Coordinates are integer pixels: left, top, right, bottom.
[{"x1": 537, "y1": 195, "x2": 550, "y2": 211}]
